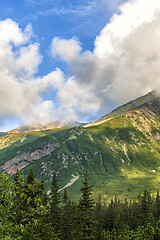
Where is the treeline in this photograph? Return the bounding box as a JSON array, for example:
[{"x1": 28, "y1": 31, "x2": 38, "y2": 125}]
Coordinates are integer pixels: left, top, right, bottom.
[{"x1": 1, "y1": 170, "x2": 160, "y2": 239}]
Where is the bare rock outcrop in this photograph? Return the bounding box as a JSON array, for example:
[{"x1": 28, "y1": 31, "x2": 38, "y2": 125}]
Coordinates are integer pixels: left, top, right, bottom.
[{"x1": 1, "y1": 143, "x2": 60, "y2": 174}]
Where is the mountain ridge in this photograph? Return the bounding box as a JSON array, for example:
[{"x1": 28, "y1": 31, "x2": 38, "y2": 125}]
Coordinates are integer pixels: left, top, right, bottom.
[
  {"x1": 6, "y1": 120, "x2": 85, "y2": 134},
  {"x1": 85, "y1": 90, "x2": 159, "y2": 127},
  {"x1": 1, "y1": 90, "x2": 160, "y2": 201}
]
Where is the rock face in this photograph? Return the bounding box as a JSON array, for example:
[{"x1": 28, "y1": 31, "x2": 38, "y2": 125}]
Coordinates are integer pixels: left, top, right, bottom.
[
  {"x1": 1, "y1": 90, "x2": 160, "y2": 201},
  {"x1": 0, "y1": 143, "x2": 60, "y2": 175}
]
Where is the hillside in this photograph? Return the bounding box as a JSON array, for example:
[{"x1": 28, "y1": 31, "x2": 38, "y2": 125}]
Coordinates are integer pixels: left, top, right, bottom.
[
  {"x1": 7, "y1": 120, "x2": 84, "y2": 134},
  {"x1": 1, "y1": 91, "x2": 160, "y2": 201},
  {"x1": 85, "y1": 90, "x2": 159, "y2": 127}
]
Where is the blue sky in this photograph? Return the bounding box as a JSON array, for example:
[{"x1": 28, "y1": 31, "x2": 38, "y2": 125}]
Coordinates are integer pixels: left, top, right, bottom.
[
  {"x1": 0, "y1": 0, "x2": 126, "y2": 131},
  {"x1": 0, "y1": 0, "x2": 124, "y2": 76},
  {"x1": 0, "y1": 0, "x2": 159, "y2": 131}
]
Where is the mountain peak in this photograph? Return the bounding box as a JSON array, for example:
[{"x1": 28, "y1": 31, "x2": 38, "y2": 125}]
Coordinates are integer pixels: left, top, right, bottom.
[
  {"x1": 85, "y1": 90, "x2": 160, "y2": 127},
  {"x1": 7, "y1": 120, "x2": 85, "y2": 134}
]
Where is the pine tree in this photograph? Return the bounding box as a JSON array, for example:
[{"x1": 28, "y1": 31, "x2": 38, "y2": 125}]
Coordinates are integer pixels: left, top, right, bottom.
[
  {"x1": 26, "y1": 168, "x2": 35, "y2": 184},
  {"x1": 14, "y1": 170, "x2": 24, "y2": 187},
  {"x1": 141, "y1": 189, "x2": 153, "y2": 226},
  {"x1": 78, "y1": 171, "x2": 96, "y2": 240},
  {"x1": 106, "y1": 198, "x2": 115, "y2": 231},
  {"x1": 40, "y1": 178, "x2": 48, "y2": 206},
  {"x1": 123, "y1": 198, "x2": 129, "y2": 226},
  {"x1": 131, "y1": 198, "x2": 141, "y2": 229},
  {"x1": 0, "y1": 173, "x2": 14, "y2": 239},
  {"x1": 61, "y1": 189, "x2": 74, "y2": 240},
  {"x1": 49, "y1": 172, "x2": 61, "y2": 235},
  {"x1": 25, "y1": 169, "x2": 37, "y2": 209},
  {"x1": 20, "y1": 170, "x2": 48, "y2": 239},
  {"x1": 155, "y1": 191, "x2": 160, "y2": 221},
  {"x1": 12, "y1": 170, "x2": 25, "y2": 225},
  {"x1": 94, "y1": 194, "x2": 104, "y2": 240}
]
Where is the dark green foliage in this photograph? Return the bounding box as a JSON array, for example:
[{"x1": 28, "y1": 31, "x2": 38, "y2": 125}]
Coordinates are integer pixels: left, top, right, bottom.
[
  {"x1": 2, "y1": 171, "x2": 160, "y2": 239},
  {"x1": 49, "y1": 172, "x2": 61, "y2": 235},
  {"x1": 154, "y1": 191, "x2": 160, "y2": 222},
  {"x1": 2, "y1": 107, "x2": 160, "y2": 203},
  {"x1": 0, "y1": 173, "x2": 15, "y2": 239},
  {"x1": 26, "y1": 169, "x2": 35, "y2": 184},
  {"x1": 94, "y1": 194, "x2": 105, "y2": 239},
  {"x1": 61, "y1": 189, "x2": 75, "y2": 240},
  {"x1": 78, "y1": 171, "x2": 96, "y2": 240},
  {"x1": 140, "y1": 190, "x2": 153, "y2": 225}
]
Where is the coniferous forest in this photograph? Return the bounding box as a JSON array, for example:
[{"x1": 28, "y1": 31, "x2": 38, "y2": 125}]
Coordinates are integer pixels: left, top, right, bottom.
[{"x1": 1, "y1": 170, "x2": 160, "y2": 239}]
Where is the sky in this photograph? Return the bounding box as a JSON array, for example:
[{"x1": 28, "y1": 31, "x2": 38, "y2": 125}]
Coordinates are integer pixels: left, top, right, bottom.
[{"x1": 0, "y1": 0, "x2": 160, "y2": 131}]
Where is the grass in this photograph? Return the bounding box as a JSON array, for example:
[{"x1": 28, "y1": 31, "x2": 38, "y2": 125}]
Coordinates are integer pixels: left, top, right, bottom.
[{"x1": 1, "y1": 108, "x2": 160, "y2": 201}]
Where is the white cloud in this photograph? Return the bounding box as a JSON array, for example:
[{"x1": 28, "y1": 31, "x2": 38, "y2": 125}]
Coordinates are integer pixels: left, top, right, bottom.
[
  {"x1": 51, "y1": 37, "x2": 82, "y2": 62},
  {"x1": 0, "y1": 19, "x2": 33, "y2": 46},
  {"x1": 55, "y1": 77, "x2": 102, "y2": 121},
  {"x1": 15, "y1": 43, "x2": 42, "y2": 78},
  {"x1": 22, "y1": 100, "x2": 55, "y2": 126},
  {"x1": 93, "y1": 0, "x2": 160, "y2": 103},
  {"x1": 94, "y1": 0, "x2": 160, "y2": 57},
  {"x1": 2, "y1": 0, "x2": 160, "y2": 130},
  {"x1": 50, "y1": 0, "x2": 160, "y2": 120},
  {"x1": 0, "y1": 19, "x2": 65, "y2": 127}
]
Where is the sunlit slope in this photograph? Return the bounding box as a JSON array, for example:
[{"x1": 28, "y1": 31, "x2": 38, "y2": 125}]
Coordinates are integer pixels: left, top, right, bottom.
[
  {"x1": 85, "y1": 90, "x2": 158, "y2": 127},
  {"x1": 1, "y1": 93, "x2": 160, "y2": 201}
]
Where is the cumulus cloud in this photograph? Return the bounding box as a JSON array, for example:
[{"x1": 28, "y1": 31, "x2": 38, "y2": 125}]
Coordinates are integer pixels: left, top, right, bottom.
[
  {"x1": 0, "y1": 19, "x2": 65, "y2": 127},
  {"x1": 2, "y1": 0, "x2": 160, "y2": 130},
  {"x1": 50, "y1": 0, "x2": 160, "y2": 119},
  {"x1": 51, "y1": 37, "x2": 82, "y2": 62}
]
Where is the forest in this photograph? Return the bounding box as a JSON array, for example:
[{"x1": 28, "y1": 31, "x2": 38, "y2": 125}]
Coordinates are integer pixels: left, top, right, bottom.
[{"x1": 1, "y1": 170, "x2": 160, "y2": 240}]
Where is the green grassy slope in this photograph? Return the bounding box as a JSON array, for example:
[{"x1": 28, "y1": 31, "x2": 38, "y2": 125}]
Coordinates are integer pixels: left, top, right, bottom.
[{"x1": 1, "y1": 97, "x2": 160, "y2": 201}]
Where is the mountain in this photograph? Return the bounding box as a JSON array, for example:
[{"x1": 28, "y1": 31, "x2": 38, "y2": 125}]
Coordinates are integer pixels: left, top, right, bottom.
[
  {"x1": 85, "y1": 90, "x2": 158, "y2": 127},
  {"x1": 7, "y1": 120, "x2": 85, "y2": 134},
  {"x1": 1, "y1": 90, "x2": 160, "y2": 201}
]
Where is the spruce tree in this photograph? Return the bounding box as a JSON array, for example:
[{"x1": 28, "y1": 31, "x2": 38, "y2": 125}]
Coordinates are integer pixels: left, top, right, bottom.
[
  {"x1": 94, "y1": 194, "x2": 104, "y2": 240},
  {"x1": 61, "y1": 189, "x2": 73, "y2": 240},
  {"x1": 155, "y1": 191, "x2": 160, "y2": 221},
  {"x1": 25, "y1": 169, "x2": 37, "y2": 209},
  {"x1": 12, "y1": 170, "x2": 25, "y2": 225},
  {"x1": 78, "y1": 170, "x2": 96, "y2": 240},
  {"x1": 49, "y1": 172, "x2": 61, "y2": 235},
  {"x1": 0, "y1": 173, "x2": 14, "y2": 239},
  {"x1": 106, "y1": 198, "x2": 115, "y2": 231},
  {"x1": 141, "y1": 189, "x2": 153, "y2": 226},
  {"x1": 21, "y1": 170, "x2": 48, "y2": 239},
  {"x1": 26, "y1": 168, "x2": 35, "y2": 184}
]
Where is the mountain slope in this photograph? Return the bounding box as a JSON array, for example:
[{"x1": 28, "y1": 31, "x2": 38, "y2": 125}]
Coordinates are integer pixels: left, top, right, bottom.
[
  {"x1": 7, "y1": 120, "x2": 84, "y2": 134},
  {"x1": 1, "y1": 91, "x2": 160, "y2": 201},
  {"x1": 85, "y1": 90, "x2": 159, "y2": 127}
]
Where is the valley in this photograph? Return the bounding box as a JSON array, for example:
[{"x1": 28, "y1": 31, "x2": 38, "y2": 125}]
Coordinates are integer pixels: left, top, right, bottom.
[{"x1": 1, "y1": 91, "x2": 160, "y2": 201}]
